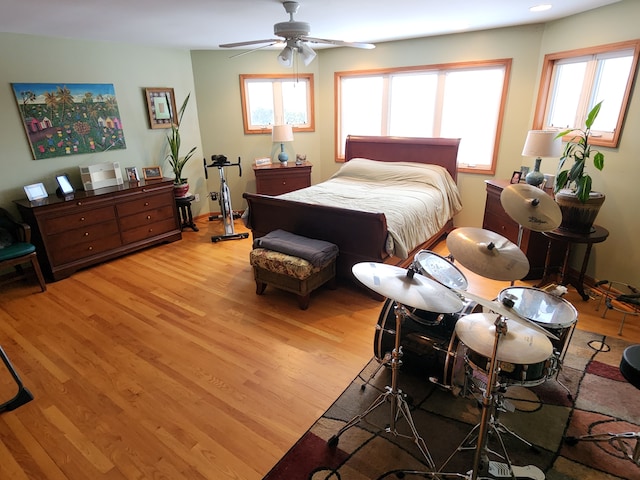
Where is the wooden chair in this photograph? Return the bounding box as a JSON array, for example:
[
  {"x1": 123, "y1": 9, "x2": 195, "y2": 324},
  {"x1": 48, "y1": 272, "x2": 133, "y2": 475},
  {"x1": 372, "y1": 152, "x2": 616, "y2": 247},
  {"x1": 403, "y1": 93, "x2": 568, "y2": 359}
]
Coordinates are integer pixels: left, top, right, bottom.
[{"x1": 0, "y1": 208, "x2": 46, "y2": 292}]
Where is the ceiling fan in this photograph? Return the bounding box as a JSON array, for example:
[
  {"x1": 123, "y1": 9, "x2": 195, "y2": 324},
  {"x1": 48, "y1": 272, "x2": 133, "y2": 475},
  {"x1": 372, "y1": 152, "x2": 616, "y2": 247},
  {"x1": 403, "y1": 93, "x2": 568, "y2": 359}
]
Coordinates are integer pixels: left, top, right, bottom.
[{"x1": 219, "y1": 1, "x2": 375, "y2": 67}]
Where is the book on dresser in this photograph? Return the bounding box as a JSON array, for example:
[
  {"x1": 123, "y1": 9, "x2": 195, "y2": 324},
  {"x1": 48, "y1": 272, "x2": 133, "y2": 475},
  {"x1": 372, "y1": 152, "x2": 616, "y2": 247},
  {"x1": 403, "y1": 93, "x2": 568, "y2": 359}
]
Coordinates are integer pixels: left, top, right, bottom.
[{"x1": 15, "y1": 178, "x2": 181, "y2": 281}]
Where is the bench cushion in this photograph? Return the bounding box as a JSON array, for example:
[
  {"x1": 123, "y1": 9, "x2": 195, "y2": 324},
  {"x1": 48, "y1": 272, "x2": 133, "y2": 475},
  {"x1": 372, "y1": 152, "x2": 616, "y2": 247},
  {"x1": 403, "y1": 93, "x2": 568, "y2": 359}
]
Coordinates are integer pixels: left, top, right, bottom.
[{"x1": 250, "y1": 248, "x2": 329, "y2": 280}]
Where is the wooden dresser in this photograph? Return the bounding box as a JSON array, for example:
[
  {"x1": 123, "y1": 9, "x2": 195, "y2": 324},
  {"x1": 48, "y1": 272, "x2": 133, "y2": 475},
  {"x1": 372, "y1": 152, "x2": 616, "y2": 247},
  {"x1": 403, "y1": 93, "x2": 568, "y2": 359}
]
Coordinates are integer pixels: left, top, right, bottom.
[
  {"x1": 482, "y1": 179, "x2": 564, "y2": 280},
  {"x1": 15, "y1": 179, "x2": 181, "y2": 281},
  {"x1": 253, "y1": 161, "x2": 312, "y2": 195}
]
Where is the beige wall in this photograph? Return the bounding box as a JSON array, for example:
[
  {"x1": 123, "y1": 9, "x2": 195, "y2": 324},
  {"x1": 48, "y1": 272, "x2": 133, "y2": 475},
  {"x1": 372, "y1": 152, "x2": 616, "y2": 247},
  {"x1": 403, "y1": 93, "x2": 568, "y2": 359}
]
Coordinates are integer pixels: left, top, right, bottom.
[{"x1": 1, "y1": 0, "x2": 638, "y2": 285}]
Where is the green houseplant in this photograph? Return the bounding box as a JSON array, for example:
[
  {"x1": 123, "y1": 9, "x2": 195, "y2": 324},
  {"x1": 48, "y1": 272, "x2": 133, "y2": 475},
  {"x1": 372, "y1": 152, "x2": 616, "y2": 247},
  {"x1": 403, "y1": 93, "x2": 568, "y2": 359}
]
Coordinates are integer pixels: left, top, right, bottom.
[
  {"x1": 553, "y1": 100, "x2": 606, "y2": 233},
  {"x1": 166, "y1": 93, "x2": 196, "y2": 195}
]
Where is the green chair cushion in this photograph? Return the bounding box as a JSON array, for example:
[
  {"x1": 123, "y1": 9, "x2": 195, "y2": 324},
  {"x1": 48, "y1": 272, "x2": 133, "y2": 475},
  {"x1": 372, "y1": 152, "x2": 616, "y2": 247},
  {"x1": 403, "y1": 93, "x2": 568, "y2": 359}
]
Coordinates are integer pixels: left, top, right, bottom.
[{"x1": 0, "y1": 242, "x2": 36, "y2": 261}]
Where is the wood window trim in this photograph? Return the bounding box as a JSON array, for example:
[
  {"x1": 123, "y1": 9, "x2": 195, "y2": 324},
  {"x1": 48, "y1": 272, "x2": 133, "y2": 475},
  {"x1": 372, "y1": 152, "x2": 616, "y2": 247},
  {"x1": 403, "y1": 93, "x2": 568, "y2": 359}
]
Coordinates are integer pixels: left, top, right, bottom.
[
  {"x1": 239, "y1": 73, "x2": 315, "y2": 135},
  {"x1": 532, "y1": 39, "x2": 640, "y2": 148}
]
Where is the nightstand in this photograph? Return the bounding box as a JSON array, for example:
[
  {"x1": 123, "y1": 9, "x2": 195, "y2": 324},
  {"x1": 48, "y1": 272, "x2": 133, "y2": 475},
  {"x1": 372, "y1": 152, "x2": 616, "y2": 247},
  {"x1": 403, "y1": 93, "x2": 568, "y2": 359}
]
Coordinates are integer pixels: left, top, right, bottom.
[
  {"x1": 482, "y1": 179, "x2": 565, "y2": 280},
  {"x1": 253, "y1": 161, "x2": 312, "y2": 196}
]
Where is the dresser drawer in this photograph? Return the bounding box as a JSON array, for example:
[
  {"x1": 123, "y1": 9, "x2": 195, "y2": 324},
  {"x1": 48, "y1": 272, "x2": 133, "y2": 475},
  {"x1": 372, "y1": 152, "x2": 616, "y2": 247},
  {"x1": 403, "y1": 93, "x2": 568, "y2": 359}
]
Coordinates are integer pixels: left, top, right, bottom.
[
  {"x1": 121, "y1": 218, "x2": 178, "y2": 244},
  {"x1": 118, "y1": 205, "x2": 175, "y2": 232},
  {"x1": 117, "y1": 192, "x2": 172, "y2": 217},
  {"x1": 48, "y1": 220, "x2": 120, "y2": 250},
  {"x1": 50, "y1": 234, "x2": 122, "y2": 265},
  {"x1": 482, "y1": 210, "x2": 519, "y2": 244},
  {"x1": 42, "y1": 205, "x2": 116, "y2": 235}
]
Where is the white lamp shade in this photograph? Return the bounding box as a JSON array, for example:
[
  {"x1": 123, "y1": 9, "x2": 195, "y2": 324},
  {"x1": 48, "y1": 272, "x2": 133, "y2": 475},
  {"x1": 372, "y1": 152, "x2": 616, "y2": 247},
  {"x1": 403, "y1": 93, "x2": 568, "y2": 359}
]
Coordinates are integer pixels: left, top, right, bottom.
[
  {"x1": 521, "y1": 130, "x2": 562, "y2": 158},
  {"x1": 277, "y1": 46, "x2": 294, "y2": 67},
  {"x1": 298, "y1": 42, "x2": 317, "y2": 66},
  {"x1": 272, "y1": 124, "x2": 294, "y2": 143}
]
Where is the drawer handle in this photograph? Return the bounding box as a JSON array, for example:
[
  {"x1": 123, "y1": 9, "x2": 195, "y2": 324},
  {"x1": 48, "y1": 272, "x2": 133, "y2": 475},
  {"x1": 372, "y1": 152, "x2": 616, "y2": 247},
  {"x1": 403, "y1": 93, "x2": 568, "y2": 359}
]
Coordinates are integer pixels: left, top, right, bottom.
[
  {"x1": 144, "y1": 202, "x2": 149, "y2": 206},
  {"x1": 88, "y1": 246, "x2": 93, "y2": 251},
  {"x1": 84, "y1": 232, "x2": 89, "y2": 236},
  {"x1": 148, "y1": 228, "x2": 153, "y2": 233},
  {"x1": 146, "y1": 215, "x2": 152, "y2": 220},
  {"x1": 282, "y1": 181, "x2": 286, "y2": 185},
  {"x1": 80, "y1": 217, "x2": 85, "y2": 221},
  {"x1": 76, "y1": 201, "x2": 83, "y2": 206}
]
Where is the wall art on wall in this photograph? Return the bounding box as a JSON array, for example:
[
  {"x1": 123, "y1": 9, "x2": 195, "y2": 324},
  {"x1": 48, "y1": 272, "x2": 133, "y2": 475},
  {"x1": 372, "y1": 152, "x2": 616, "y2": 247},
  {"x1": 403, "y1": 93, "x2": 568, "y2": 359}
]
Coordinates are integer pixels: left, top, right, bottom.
[
  {"x1": 11, "y1": 83, "x2": 127, "y2": 160},
  {"x1": 145, "y1": 87, "x2": 177, "y2": 129}
]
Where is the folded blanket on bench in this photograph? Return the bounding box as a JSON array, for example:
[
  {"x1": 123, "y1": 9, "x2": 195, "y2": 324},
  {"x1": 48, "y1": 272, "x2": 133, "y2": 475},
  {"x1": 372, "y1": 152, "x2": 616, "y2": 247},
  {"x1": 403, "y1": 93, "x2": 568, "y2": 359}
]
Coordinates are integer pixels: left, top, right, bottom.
[{"x1": 253, "y1": 229, "x2": 338, "y2": 267}]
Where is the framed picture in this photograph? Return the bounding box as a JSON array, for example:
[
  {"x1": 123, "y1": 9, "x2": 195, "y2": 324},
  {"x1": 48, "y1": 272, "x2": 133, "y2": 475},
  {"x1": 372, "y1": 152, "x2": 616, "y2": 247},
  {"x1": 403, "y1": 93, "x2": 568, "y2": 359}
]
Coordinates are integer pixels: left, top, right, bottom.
[
  {"x1": 24, "y1": 182, "x2": 48, "y2": 201},
  {"x1": 125, "y1": 166, "x2": 139, "y2": 182},
  {"x1": 145, "y1": 88, "x2": 177, "y2": 129},
  {"x1": 510, "y1": 171, "x2": 522, "y2": 184},
  {"x1": 142, "y1": 166, "x2": 163, "y2": 180}
]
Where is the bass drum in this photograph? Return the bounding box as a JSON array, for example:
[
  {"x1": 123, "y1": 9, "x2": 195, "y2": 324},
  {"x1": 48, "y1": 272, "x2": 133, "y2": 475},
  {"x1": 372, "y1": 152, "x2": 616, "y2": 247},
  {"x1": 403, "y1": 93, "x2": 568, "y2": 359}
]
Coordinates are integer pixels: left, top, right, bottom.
[{"x1": 373, "y1": 298, "x2": 480, "y2": 387}]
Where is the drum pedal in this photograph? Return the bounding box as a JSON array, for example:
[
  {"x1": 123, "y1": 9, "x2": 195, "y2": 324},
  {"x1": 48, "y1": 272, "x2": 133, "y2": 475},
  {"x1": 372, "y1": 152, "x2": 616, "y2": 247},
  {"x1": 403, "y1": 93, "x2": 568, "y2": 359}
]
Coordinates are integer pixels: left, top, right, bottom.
[{"x1": 487, "y1": 461, "x2": 545, "y2": 480}]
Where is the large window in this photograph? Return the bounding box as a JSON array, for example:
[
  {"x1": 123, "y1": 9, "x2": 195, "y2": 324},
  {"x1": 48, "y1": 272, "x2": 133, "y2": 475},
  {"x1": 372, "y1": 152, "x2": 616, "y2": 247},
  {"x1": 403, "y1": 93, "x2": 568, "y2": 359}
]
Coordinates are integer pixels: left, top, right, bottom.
[
  {"x1": 533, "y1": 40, "x2": 640, "y2": 147},
  {"x1": 335, "y1": 59, "x2": 512, "y2": 173},
  {"x1": 240, "y1": 74, "x2": 314, "y2": 134}
]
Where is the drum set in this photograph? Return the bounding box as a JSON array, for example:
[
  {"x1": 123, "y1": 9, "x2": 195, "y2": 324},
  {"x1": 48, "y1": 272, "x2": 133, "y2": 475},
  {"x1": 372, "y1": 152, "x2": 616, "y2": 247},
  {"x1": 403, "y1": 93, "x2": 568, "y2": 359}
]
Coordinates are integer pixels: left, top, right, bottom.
[{"x1": 328, "y1": 184, "x2": 576, "y2": 480}]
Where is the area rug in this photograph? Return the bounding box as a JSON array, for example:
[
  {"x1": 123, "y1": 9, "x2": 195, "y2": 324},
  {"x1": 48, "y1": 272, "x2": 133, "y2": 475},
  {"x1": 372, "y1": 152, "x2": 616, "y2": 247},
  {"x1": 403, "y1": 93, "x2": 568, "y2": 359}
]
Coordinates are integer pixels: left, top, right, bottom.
[{"x1": 264, "y1": 329, "x2": 640, "y2": 479}]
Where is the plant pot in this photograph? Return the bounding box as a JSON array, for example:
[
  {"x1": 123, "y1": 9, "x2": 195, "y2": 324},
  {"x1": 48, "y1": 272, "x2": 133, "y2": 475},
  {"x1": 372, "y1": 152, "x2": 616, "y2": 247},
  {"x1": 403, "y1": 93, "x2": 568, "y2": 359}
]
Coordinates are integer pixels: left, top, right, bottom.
[
  {"x1": 173, "y1": 182, "x2": 189, "y2": 198},
  {"x1": 555, "y1": 189, "x2": 605, "y2": 234}
]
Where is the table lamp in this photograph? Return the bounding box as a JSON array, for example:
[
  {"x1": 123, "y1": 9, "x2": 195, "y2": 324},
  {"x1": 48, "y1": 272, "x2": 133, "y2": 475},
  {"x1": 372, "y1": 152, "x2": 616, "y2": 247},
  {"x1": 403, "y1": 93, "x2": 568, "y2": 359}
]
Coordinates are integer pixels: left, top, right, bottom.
[
  {"x1": 272, "y1": 124, "x2": 294, "y2": 164},
  {"x1": 521, "y1": 130, "x2": 562, "y2": 187}
]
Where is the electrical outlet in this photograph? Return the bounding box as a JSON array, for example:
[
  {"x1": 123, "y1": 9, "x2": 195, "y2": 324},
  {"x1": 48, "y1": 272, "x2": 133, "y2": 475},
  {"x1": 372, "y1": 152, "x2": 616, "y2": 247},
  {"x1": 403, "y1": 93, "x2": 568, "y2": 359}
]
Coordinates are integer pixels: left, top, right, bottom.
[{"x1": 194, "y1": 194, "x2": 200, "y2": 202}]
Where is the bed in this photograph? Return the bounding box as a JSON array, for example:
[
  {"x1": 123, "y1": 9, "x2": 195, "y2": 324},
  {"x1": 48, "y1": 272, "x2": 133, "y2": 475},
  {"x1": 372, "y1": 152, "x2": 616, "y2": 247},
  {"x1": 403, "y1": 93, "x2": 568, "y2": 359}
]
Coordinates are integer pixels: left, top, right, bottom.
[{"x1": 242, "y1": 135, "x2": 462, "y2": 280}]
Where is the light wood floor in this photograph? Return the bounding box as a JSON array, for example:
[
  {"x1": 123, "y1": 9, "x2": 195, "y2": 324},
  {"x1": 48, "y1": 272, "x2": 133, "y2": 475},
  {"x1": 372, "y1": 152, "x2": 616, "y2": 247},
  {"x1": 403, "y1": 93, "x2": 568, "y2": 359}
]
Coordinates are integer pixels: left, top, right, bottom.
[{"x1": 1, "y1": 218, "x2": 638, "y2": 480}]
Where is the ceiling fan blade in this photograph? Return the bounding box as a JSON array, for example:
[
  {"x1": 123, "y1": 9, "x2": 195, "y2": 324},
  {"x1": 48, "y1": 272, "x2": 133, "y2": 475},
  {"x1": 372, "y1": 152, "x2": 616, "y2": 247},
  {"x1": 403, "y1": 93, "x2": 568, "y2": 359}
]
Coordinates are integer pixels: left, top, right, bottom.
[
  {"x1": 302, "y1": 37, "x2": 375, "y2": 49},
  {"x1": 228, "y1": 42, "x2": 282, "y2": 58},
  {"x1": 219, "y1": 39, "x2": 281, "y2": 48}
]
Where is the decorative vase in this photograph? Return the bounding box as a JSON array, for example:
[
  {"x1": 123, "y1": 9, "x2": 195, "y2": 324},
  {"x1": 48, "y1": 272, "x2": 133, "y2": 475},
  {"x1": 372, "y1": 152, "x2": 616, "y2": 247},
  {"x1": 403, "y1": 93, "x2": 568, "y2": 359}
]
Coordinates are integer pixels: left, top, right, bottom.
[
  {"x1": 525, "y1": 157, "x2": 545, "y2": 187},
  {"x1": 555, "y1": 189, "x2": 605, "y2": 234},
  {"x1": 174, "y1": 182, "x2": 189, "y2": 198}
]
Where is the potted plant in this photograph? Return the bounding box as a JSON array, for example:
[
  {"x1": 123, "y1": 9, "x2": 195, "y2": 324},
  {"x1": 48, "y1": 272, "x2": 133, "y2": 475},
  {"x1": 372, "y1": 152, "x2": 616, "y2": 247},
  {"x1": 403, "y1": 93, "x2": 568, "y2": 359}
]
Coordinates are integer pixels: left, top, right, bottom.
[
  {"x1": 553, "y1": 100, "x2": 606, "y2": 233},
  {"x1": 167, "y1": 93, "x2": 196, "y2": 197}
]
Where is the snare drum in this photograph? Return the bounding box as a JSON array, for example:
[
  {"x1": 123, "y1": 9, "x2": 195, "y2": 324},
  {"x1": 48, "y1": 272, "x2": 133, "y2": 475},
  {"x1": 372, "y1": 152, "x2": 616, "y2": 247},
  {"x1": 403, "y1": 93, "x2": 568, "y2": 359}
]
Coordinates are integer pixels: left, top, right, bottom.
[
  {"x1": 414, "y1": 250, "x2": 468, "y2": 291},
  {"x1": 373, "y1": 298, "x2": 480, "y2": 387}
]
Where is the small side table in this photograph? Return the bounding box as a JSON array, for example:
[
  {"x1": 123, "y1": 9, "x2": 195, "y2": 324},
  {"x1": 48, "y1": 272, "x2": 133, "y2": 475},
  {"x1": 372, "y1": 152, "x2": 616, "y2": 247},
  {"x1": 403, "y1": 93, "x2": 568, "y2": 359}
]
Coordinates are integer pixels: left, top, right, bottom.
[
  {"x1": 537, "y1": 225, "x2": 609, "y2": 300},
  {"x1": 175, "y1": 195, "x2": 199, "y2": 232}
]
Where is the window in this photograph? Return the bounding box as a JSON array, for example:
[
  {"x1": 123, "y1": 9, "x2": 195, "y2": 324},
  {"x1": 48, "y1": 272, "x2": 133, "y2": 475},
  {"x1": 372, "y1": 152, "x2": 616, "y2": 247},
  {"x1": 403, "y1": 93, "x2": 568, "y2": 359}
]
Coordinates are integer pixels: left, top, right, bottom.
[
  {"x1": 533, "y1": 40, "x2": 640, "y2": 148},
  {"x1": 240, "y1": 74, "x2": 315, "y2": 134},
  {"x1": 335, "y1": 59, "x2": 511, "y2": 174}
]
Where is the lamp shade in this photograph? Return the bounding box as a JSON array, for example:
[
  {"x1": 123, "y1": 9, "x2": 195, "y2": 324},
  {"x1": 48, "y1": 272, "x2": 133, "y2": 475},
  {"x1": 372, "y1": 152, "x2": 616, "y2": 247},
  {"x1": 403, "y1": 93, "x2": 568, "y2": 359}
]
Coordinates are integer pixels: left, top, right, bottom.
[
  {"x1": 272, "y1": 124, "x2": 294, "y2": 143},
  {"x1": 521, "y1": 130, "x2": 562, "y2": 158}
]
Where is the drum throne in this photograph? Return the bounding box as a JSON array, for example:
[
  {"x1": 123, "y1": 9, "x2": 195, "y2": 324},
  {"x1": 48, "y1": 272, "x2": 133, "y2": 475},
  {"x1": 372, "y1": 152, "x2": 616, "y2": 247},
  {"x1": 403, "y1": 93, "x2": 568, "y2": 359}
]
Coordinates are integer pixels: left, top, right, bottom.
[{"x1": 566, "y1": 344, "x2": 640, "y2": 465}]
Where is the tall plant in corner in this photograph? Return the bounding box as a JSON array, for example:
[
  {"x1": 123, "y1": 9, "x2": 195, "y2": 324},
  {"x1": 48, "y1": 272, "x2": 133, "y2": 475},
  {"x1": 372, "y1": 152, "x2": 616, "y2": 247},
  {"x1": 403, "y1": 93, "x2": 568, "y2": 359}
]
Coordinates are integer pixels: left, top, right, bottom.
[
  {"x1": 167, "y1": 93, "x2": 197, "y2": 185},
  {"x1": 553, "y1": 100, "x2": 605, "y2": 203}
]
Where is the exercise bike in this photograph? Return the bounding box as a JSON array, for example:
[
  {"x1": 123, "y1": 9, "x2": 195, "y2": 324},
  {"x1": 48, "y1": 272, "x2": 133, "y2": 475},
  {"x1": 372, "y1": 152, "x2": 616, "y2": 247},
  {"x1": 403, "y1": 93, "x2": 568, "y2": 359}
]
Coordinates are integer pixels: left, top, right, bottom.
[{"x1": 204, "y1": 155, "x2": 249, "y2": 243}]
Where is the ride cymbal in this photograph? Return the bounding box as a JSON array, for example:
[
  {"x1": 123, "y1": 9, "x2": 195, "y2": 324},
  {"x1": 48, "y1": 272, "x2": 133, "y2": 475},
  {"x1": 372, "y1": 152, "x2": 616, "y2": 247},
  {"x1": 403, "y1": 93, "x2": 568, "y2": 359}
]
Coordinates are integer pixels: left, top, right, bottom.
[
  {"x1": 455, "y1": 312, "x2": 553, "y2": 364},
  {"x1": 352, "y1": 262, "x2": 464, "y2": 313},
  {"x1": 500, "y1": 183, "x2": 562, "y2": 232},
  {"x1": 446, "y1": 227, "x2": 530, "y2": 281}
]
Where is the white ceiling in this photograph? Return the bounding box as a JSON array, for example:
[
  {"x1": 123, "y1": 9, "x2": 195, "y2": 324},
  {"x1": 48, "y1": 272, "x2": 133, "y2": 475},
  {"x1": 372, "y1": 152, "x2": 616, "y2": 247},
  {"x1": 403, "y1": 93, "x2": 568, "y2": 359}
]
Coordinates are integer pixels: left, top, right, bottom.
[{"x1": 0, "y1": 0, "x2": 620, "y2": 51}]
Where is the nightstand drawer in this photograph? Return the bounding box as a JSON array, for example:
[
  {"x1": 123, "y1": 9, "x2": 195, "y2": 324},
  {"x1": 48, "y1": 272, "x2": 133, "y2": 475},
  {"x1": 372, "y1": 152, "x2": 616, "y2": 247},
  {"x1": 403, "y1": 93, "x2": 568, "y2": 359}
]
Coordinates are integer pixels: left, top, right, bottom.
[{"x1": 253, "y1": 162, "x2": 312, "y2": 195}]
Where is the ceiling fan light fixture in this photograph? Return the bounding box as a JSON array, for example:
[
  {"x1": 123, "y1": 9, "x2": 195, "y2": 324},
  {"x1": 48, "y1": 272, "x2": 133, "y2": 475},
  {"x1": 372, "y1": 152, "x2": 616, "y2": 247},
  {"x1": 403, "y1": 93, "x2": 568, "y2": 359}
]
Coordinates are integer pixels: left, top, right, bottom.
[
  {"x1": 277, "y1": 46, "x2": 294, "y2": 67},
  {"x1": 298, "y1": 42, "x2": 316, "y2": 66}
]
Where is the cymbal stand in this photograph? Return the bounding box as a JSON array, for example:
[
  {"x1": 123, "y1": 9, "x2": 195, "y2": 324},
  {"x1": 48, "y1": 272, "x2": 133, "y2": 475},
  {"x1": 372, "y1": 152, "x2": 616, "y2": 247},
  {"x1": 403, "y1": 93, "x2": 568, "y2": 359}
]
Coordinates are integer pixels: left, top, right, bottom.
[
  {"x1": 327, "y1": 302, "x2": 436, "y2": 470},
  {"x1": 438, "y1": 314, "x2": 520, "y2": 480}
]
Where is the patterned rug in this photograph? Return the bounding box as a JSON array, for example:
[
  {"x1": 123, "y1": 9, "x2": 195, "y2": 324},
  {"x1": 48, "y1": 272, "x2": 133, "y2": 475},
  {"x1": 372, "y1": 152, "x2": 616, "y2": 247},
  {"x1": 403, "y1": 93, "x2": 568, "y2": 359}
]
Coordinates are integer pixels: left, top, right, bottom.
[{"x1": 264, "y1": 329, "x2": 640, "y2": 479}]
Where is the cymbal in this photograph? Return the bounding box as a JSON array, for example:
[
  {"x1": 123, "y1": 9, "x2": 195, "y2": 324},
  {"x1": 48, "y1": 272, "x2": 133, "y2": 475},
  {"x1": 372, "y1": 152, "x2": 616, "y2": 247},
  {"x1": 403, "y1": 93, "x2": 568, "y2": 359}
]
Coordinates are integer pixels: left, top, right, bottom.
[
  {"x1": 352, "y1": 262, "x2": 464, "y2": 313},
  {"x1": 455, "y1": 288, "x2": 559, "y2": 340},
  {"x1": 500, "y1": 183, "x2": 562, "y2": 232},
  {"x1": 446, "y1": 227, "x2": 530, "y2": 281},
  {"x1": 455, "y1": 312, "x2": 553, "y2": 364}
]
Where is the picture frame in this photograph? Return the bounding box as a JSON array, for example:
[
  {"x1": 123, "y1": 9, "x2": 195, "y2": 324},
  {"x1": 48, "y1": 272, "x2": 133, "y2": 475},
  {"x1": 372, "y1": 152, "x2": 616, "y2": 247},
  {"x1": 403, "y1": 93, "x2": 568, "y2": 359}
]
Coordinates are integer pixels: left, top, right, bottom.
[
  {"x1": 125, "y1": 166, "x2": 139, "y2": 182},
  {"x1": 145, "y1": 88, "x2": 177, "y2": 129},
  {"x1": 510, "y1": 171, "x2": 522, "y2": 184},
  {"x1": 142, "y1": 166, "x2": 163, "y2": 180},
  {"x1": 24, "y1": 182, "x2": 48, "y2": 201}
]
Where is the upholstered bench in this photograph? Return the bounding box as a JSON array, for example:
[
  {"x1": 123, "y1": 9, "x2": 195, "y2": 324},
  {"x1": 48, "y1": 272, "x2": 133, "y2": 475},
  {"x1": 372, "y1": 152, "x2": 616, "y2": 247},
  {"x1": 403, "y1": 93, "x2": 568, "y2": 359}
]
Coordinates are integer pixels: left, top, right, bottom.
[{"x1": 249, "y1": 230, "x2": 338, "y2": 310}]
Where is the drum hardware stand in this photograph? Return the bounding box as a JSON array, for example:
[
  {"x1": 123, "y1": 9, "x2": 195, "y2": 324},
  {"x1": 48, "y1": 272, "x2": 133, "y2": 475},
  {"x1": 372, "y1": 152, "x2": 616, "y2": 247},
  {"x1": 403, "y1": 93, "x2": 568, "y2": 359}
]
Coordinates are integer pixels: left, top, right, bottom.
[
  {"x1": 327, "y1": 302, "x2": 437, "y2": 470},
  {"x1": 0, "y1": 346, "x2": 34, "y2": 413},
  {"x1": 204, "y1": 155, "x2": 249, "y2": 243}
]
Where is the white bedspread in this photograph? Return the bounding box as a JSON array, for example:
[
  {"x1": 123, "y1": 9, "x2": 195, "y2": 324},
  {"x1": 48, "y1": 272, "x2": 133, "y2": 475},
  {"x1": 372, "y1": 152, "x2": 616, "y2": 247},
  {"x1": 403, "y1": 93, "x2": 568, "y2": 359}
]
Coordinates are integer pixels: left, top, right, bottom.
[{"x1": 277, "y1": 158, "x2": 463, "y2": 259}]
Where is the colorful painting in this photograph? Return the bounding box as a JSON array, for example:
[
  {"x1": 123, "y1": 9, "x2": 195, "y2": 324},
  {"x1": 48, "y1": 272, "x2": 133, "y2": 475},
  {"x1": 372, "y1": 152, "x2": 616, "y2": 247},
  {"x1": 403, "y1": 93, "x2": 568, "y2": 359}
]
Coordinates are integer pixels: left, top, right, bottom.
[{"x1": 11, "y1": 83, "x2": 127, "y2": 160}]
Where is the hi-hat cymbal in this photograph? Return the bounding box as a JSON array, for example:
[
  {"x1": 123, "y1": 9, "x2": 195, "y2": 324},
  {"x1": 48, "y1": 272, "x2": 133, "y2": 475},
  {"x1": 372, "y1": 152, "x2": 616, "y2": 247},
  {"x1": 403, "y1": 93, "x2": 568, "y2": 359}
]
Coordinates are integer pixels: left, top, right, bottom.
[
  {"x1": 454, "y1": 288, "x2": 559, "y2": 340},
  {"x1": 500, "y1": 183, "x2": 562, "y2": 232},
  {"x1": 352, "y1": 262, "x2": 464, "y2": 313},
  {"x1": 455, "y1": 312, "x2": 553, "y2": 364},
  {"x1": 446, "y1": 227, "x2": 530, "y2": 281}
]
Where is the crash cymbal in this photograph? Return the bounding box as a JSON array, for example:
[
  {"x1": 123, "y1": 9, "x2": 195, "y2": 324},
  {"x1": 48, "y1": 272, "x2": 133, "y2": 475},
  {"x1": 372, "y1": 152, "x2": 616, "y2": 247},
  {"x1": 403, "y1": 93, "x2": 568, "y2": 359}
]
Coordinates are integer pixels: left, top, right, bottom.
[
  {"x1": 500, "y1": 183, "x2": 562, "y2": 232},
  {"x1": 352, "y1": 262, "x2": 464, "y2": 313},
  {"x1": 446, "y1": 227, "x2": 530, "y2": 281},
  {"x1": 455, "y1": 288, "x2": 559, "y2": 340},
  {"x1": 455, "y1": 312, "x2": 553, "y2": 364}
]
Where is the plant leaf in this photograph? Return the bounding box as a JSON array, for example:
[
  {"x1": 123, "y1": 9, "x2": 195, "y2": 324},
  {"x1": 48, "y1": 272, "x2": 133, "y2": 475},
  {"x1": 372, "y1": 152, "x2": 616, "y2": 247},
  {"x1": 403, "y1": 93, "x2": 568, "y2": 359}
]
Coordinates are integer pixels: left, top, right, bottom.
[
  {"x1": 585, "y1": 100, "x2": 603, "y2": 129},
  {"x1": 593, "y1": 151, "x2": 604, "y2": 170}
]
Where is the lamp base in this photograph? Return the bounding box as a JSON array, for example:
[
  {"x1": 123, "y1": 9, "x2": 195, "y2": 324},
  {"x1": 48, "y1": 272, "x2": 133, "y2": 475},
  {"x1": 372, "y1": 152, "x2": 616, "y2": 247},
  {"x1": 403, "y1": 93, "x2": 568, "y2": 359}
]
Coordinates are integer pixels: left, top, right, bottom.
[
  {"x1": 278, "y1": 151, "x2": 289, "y2": 164},
  {"x1": 525, "y1": 157, "x2": 544, "y2": 187}
]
